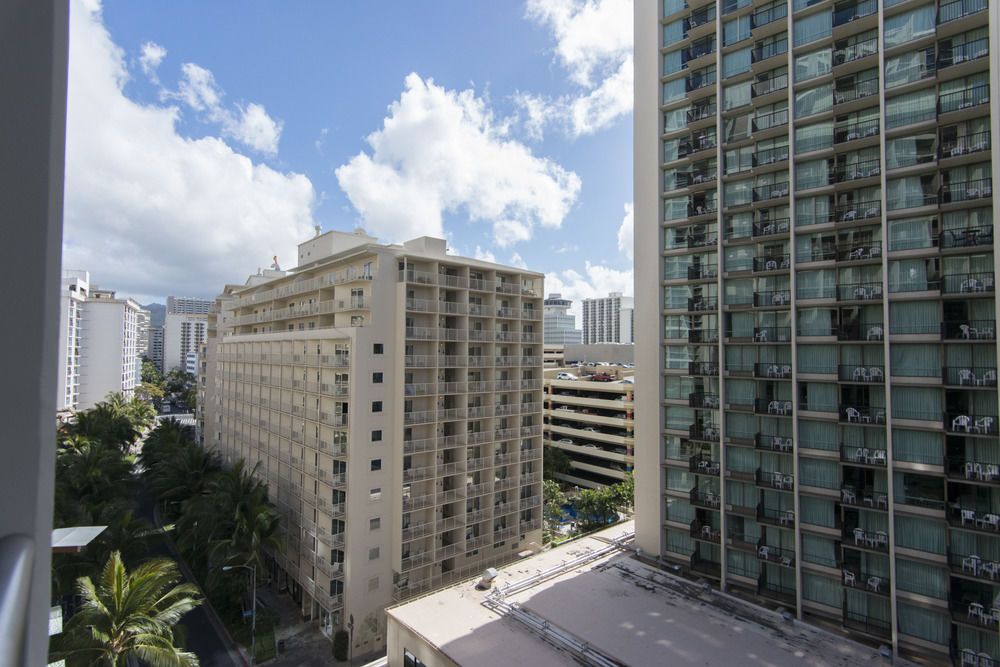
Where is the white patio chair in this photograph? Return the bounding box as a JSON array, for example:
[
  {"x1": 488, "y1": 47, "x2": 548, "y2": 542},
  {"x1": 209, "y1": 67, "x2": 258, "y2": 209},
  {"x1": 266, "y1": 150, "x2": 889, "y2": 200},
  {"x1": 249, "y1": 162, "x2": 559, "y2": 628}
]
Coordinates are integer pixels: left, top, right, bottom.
[
  {"x1": 975, "y1": 417, "x2": 995, "y2": 434},
  {"x1": 959, "y1": 368, "x2": 976, "y2": 386},
  {"x1": 853, "y1": 527, "x2": 865, "y2": 545},
  {"x1": 953, "y1": 414, "x2": 973, "y2": 432},
  {"x1": 853, "y1": 367, "x2": 869, "y2": 382},
  {"x1": 867, "y1": 325, "x2": 883, "y2": 340},
  {"x1": 846, "y1": 407, "x2": 861, "y2": 422},
  {"x1": 842, "y1": 569, "x2": 855, "y2": 586},
  {"x1": 758, "y1": 545, "x2": 769, "y2": 559},
  {"x1": 868, "y1": 367, "x2": 883, "y2": 382},
  {"x1": 962, "y1": 508, "x2": 976, "y2": 526},
  {"x1": 963, "y1": 555, "x2": 980, "y2": 574},
  {"x1": 841, "y1": 488, "x2": 856, "y2": 504}
]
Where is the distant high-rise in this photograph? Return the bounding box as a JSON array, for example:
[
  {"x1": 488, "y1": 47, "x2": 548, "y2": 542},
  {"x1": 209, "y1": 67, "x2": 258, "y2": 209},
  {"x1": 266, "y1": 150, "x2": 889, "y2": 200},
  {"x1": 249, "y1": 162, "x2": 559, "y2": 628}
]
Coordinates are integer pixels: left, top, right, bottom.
[
  {"x1": 166, "y1": 295, "x2": 213, "y2": 315},
  {"x1": 163, "y1": 312, "x2": 207, "y2": 372},
  {"x1": 634, "y1": 0, "x2": 1000, "y2": 662},
  {"x1": 136, "y1": 308, "x2": 151, "y2": 361},
  {"x1": 78, "y1": 287, "x2": 142, "y2": 408},
  {"x1": 543, "y1": 293, "x2": 582, "y2": 345},
  {"x1": 57, "y1": 270, "x2": 89, "y2": 411},
  {"x1": 148, "y1": 326, "x2": 165, "y2": 373},
  {"x1": 581, "y1": 292, "x2": 633, "y2": 344}
]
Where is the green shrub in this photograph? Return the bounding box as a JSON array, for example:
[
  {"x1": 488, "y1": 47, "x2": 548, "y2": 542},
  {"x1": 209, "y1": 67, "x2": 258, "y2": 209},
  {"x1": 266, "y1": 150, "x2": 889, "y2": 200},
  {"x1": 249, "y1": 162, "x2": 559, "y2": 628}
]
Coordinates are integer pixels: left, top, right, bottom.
[{"x1": 333, "y1": 629, "x2": 349, "y2": 661}]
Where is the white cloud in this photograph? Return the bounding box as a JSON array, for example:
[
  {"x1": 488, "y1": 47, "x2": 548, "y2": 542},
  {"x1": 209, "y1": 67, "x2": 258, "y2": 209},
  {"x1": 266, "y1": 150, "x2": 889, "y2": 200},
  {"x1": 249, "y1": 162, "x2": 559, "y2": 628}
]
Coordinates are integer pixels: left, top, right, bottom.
[
  {"x1": 64, "y1": 0, "x2": 316, "y2": 300},
  {"x1": 474, "y1": 246, "x2": 497, "y2": 263},
  {"x1": 509, "y1": 253, "x2": 528, "y2": 269},
  {"x1": 314, "y1": 127, "x2": 329, "y2": 154},
  {"x1": 335, "y1": 73, "x2": 581, "y2": 246},
  {"x1": 554, "y1": 243, "x2": 579, "y2": 254},
  {"x1": 138, "y1": 41, "x2": 166, "y2": 80},
  {"x1": 617, "y1": 201, "x2": 633, "y2": 260},
  {"x1": 519, "y1": 0, "x2": 633, "y2": 138},
  {"x1": 545, "y1": 261, "x2": 633, "y2": 320},
  {"x1": 165, "y1": 60, "x2": 283, "y2": 155}
]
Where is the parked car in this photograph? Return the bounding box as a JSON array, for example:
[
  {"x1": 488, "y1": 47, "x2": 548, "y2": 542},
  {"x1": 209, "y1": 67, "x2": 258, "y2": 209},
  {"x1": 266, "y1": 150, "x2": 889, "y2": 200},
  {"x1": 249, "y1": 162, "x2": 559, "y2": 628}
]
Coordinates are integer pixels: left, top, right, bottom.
[
  {"x1": 556, "y1": 372, "x2": 578, "y2": 380},
  {"x1": 582, "y1": 426, "x2": 598, "y2": 432},
  {"x1": 556, "y1": 406, "x2": 575, "y2": 412},
  {"x1": 558, "y1": 438, "x2": 574, "y2": 445},
  {"x1": 620, "y1": 378, "x2": 634, "y2": 384},
  {"x1": 590, "y1": 373, "x2": 615, "y2": 382}
]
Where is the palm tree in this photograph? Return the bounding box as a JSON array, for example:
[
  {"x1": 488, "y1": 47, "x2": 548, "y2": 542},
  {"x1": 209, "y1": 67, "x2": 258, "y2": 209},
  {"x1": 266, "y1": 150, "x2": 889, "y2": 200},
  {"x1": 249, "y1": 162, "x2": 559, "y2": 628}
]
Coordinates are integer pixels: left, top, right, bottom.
[
  {"x1": 70, "y1": 403, "x2": 138, "y2": 453},
  {"x1": 139, "y1": 418, "x2": 196, "y2": 477},
  {"x1": 54, "y1": 438, "x2": 132, "y2": 524},
  {"x1": 50, "y1": 551, "x2": 201, "y2": 667},
  {"x1": 150, "y1": 444, "x2": 222, "y2": 512}
]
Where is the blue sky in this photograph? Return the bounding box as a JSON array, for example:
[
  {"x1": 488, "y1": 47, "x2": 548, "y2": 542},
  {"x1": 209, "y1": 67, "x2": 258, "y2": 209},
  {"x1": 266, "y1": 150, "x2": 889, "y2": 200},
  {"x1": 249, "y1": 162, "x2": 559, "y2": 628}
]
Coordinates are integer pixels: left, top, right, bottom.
[{"x1": 63, "y1": 0, "x2": 633, "y2": 315}]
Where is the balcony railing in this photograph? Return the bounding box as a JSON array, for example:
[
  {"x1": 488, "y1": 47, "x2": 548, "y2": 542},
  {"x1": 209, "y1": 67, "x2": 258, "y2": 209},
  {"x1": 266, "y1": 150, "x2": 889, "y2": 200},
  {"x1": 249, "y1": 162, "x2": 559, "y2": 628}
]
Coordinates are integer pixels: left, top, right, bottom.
[
  {"x1": 754, "y1": 145, "x2": 789, "y2": 166},
  {"x1": 840, "y1": 443, "x2": 887, "y2": 466},
  {"x1": 757, "y1": 542, "x2": 795, "y2": 567},
  {"x1": 752, "y1": 1, "x2": 787, "y2": 27},
  {"x1": 835, "y1": 243, "x2": 881, "y2": 262},
  {"x1": 841, "y1": 569, "x2": 889, "y2": 596},
  {"x1": 752, "y1": 218, "x2": 789, "y2": 238},
  {"x1": 687, "y1": 201, "x2": 719, "y2": 217},
  {"x1": 941, "y1": 226, "x2": 993, "y2": 252},
  {"x1": 755, "y1": 468, "x2": 794, "y2": 490},
  {"x1": 941, "y1": 319, "x2": 996, "y2": 340},
  {"x1": 834, "y1": 119, "x2": 879, "y2": 144},
  {"x1": 756, "y1": 503, "x2": 794, "y2": 526},
  {"x1": 690, "y1": 487, "x2": 721, "y2": 509},
  {"x1": 752, "y1": 74, "x2": 789, "y2": 98},
  {"x1": 938, "y1": 0, "x2": 987, "y2": 24},
  {"x1": 946, "y1": 506, "x2": 1000, "y2": 534},
  {"x1": 844, "y1": 527, "x2": 889, "y2": 552},
  {"x1": 833, "y1": 78, "x2": 878, "y2": 105},
  {"x1": 688, "y1": 264, "x2": 718, "y2": 280},
  {"x1": 688, "y1": 361, "x2": 718, "y2": 376},
  {"x1": 941, "y1": 271, "x2": 995, "y2": 295},
  {"x1": 946, "y1": 457, "x2": 1000, "y2": 482},
  {"x1": 687, "y1": 297, "x2": 718, "y2": 312},
  {"x1": 836, "y1": 282, "x2": 882, "y2": 302},
  {"x1": 688, "y1": 103, "x2": 717, "y2": 123},
  {"x1": 755, "y1": 432, "x2": 792, "y2": 453},
  {"x1": 754, "y1": 362, "x2": 791, "y2": 379},
  {"x1": 752, "y1": 38, "x2": 788, "y2": 63},
  {"x1": 835, "y1": 159, "x2": 880, "y2": 183},
  {"x1": 753, "y1": 255, "x2": 790, "y2": 272},
  {"x1": 690, "y1": 520, "x2": 721, "y2": 542},
  {"x1": 836, "y1": 199, "x2": 880, "y2": 223},
  {"x1": 686, "y1": 69, "x2": 717, "y2": 92},
  {"x1": 754, "y1": 398, "x2": 793, "y2": 416},
  {"x1": 833, "y1": 36, "x2": 877, "y2": 66},
  {"x1": 938, "y1": 36, "x2": 988, "y2": 68},
  {"x1": 943, "y1": 366, "x2": 998, "y2": 387},
  {"x1": 689, "y1": 423, "x2": 720, "y2": 442},
  {"x1": 688, "y1": 328, "x2": 719, "y2": 343},
  {"x1": 753, "y1": 182, "x2": 789, "y2": 201},
  {"x1": 940, "y1": 178, "x2": 993, "y2": 205},
  {"x1": 689, "y1": 392, "x2": 721, "y2": 409},
  {"x1": 752, "y1": 326, "x2": 790, "y2": 342},
  {"x1": 840, "y1": 486, "x2": 888, "y2": 510},
  {"x1": 945, "y1": 413, "x2": 998, "y2": 435},
  {"x1": 840, "y1": 404, "x2": 886, "y2": 424},
  {"x1": 843, "y1": 610, "x2": 891, "y2": 638},
  {"x1": 753, "y1": 290, "x2": 791, "y2": 307},
  {"x1": 686, "y1": 6, "x2": 715, "y2": 29},
  {"x1": 938, "y1": 85, "x2": 990, "y2": 114},
  {"x1": 689, "y1": 454, "x2": 721, "y2": 475},
  {"x1": 752, "y1": 108, "x2": 788, "y2": 132},
  {"x1": 838, "y1": 364, "x2": 885, "y2": 383},
  {"x1": 834, "y1": 0, "x2": 877, "y2": 25}
]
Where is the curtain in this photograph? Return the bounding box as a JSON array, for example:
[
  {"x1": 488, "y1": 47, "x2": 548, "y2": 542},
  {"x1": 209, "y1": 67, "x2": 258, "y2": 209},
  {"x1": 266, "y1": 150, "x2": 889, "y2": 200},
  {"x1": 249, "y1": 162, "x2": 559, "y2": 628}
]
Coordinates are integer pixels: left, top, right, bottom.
[
  {"x1": 665, "y1": 406, "x2": 695, "y2": 431},
  {"x1": 797, "y1": 344, "x2": 836, "y2": 373},
  {"x1": 663, "y1": 0, "x2": 687, "y2": 15},
  {"x1": 725, "y1": 412, "x2": 756, "y2": 439},
  {"x1": 897, "y1": 603, "x2": 951, "y2": 646},
  {"x1": 666, "y1": 467, "x2": 695, "y2": 491},
  {"x1": 885, "y1": 89, "x2": 936, "y2": 128},
  {"x1": 728, "y1": 311, "x2": 754, "y2": 338},
  {"x1": 726, "y1": 379, "x2": 756, "y2": 406},
  {"x1": 795, "y1": 121, "x2": 833, "y2": 154},
  {"x1": 663, "y1": 49, "x2": 685, "y2": 75},
  {"x1": 892, "y1": 429, "x2": 942, "y2": 464},
  {"x1": 800, "y1": 496, "x2": 836, "y2": 528},
  {"x1": 889, "y1": 300, "x2": 938, "y2": 335},
  {"x1": 664, "y1": 436, "x2": 686, "y2": 461},
  {"x1": 885, "y1": 134, "x2": 934, "y2": 169},
  {"x1": 794, "y1": 11, "x2": 832, "y2": 46},
  {"x1": 886, "y1": 177, "x2": 929, "y2": 210},
  {"x1": 725, "y1": 179, "x2": 753, "y2": 206},
  {"x1": 891, "y1": 386, "x2": 940, "y2": 421},
  {"x1": 726, "y1": 447, "x2": 757, "y2": 474},
  {"x1": 664, "y1": 345, "x2": 694, "y2": 369},
  {"x1": 726, "y1": 212, "x2": 753, "y2": 239},
  {"x1": 725, "y1": 279, "x2": 753, "y2": 305},
  {"x1": 796, "y1": 269, "x2": 836, "y2": 300},
  {"x1": 795, "y1": 159, "x2": 830, "y2": 189},
  {"x1": 802, "y1": 535, "x2": 837, "y2": 567},
  {"x1": 723, "y1": 15, "x2": 751, "y2": 46},
  {"x1": 799, "y1": 419, "x2": 838, "y2": 451},
  {"x1": 802, "y1": 573, "x2": 841, "y2": 607},
  {"x1": 891, "y1": 344, "x2": 940, "y2": 377},
  {"x1": 802, "y1": 382, "x2": 837, "y2": 412},
  {"x1": 797, "y1": 308, "x2": 833, "y2": 336},
  {"x1": 888, "y1": 216, "x2": 934, "y2": 251},
  {"x1": 795, "y1": 85, "x2": 833, "y2": 119},
  {"x1": 724, "y1": 81, "x2": 752, "y2": 110},
  {"x1": 795, "y1": 48, "x2": 832, "y2": 82},
  {"x1": 725, "y1": 480, "x2": 756, "y2": 509},
  {"x1": 884, "y1": 49, "x2": 931, "y2": 89},
  {"x1": 726, "y1": 345, "x2": 755, "y2": 372},
  {"x1": 799, "y1": 457, "x2": 840, "y2": 489},
  {"x1": 664, "y1": 107, "x2": 687, "y2": 132},
  {"x1": 665, "y1": 529, "x2": 694, "y2": 555},
  {"x1": 727, "y1": 549, "x2": 760, "y2": 578},
  {"x1": 895, "y1": 515, "x2": 946, "y2": 554},
  {"x1": 726, "y1": 147, "x2": 753, "y2": 175},
  {"x1": 895, "y1": 558, "x2": 948, "y2": 599},
  {"x1": 888, "y1": 258, "x2": 929, "y2": 292},
  {"x1": 662, "y1": 78, "x2": 686, "y2": 104},
  {"x1": 666, "y1": 499, "x2": 696, "y2": 524},
  {"x1": 662, "y1": 19, "x2": 686, "y2": 46},
  {"x1": 884, "y1": 5, "x2": 935, "y2": 48},
  {"x1": 664, "y1": 197, "x2": 687, "y2": 221}
]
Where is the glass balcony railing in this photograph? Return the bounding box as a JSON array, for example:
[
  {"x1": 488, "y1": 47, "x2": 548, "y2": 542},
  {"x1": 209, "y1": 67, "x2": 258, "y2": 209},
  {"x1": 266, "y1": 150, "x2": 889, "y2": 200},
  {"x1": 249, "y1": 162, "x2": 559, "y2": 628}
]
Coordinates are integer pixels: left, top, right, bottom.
[
  {"x1": 752, "y1": 1, "x2": 787, "y2": 28},
  {"x1": 833, "y1": 78, "x2": 878, "y2": 104},
  {"x1": 752, "y1": 73, "x2": 789, "y2": 97},
  {"x1": 754, "y1": 145, "x2": 789, "y2": 167}
]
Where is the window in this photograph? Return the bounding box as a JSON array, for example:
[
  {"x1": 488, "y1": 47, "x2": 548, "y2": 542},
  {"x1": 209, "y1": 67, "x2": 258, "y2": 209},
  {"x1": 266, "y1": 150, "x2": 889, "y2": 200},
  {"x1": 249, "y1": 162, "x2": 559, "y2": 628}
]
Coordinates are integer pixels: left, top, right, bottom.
[
  {"x1": 369, "y1": 517, "x2": 381, "y2": 530},
  {"x1": 372, "y1": 372, "x2": 383, "y2": 383},
  {"x1": 372, "y1": 343, "x2": 383, "y2": 354},
  {"x1": 370, "y1": 458, "x2": 382, "y2": 472},
  {"x1": 367, "y1": 576, "x2": 380, "y2": 591},
  {"x1": 368, "y1": 547, "x2": 380, "y2": 560},
  {"x1": 371, "y1": 429, "x2": 382, "y2": 442},
  {"x1": 403, "y1": 650, "x2": 426, "y2": 667},
  {"x1": 369, "y1": 487, "x2": 381, "y2": 500},
  {"x1": 371, "y1": 400, "x2": 382, "y2": 413}
]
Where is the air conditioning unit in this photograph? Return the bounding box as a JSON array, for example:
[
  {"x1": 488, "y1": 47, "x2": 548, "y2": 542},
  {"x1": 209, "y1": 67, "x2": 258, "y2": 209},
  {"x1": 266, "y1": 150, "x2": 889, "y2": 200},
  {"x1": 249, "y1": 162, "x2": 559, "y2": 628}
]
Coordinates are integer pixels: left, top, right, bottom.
[{"x1": 476, "y1": 568, "x2": 499, "y2": 590}]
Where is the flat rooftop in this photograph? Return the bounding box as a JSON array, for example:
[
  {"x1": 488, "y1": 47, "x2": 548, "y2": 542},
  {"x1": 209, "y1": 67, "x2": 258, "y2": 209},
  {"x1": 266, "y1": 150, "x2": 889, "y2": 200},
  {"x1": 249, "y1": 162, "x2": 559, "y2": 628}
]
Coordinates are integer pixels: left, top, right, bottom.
[{"x1": 388, "y1": 521, "x2": 904, "y2": 667}]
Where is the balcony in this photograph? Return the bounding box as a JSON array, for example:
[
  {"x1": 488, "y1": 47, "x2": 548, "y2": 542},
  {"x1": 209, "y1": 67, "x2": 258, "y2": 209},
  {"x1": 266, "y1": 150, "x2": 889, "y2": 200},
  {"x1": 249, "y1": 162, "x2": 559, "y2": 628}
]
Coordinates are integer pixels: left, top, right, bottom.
[
  {"x1": 834, "y1": 0, "x2": 878, "y2": 26},
  {"x1": 834, "y1": 119, "x2": 879, "y2": 145},
  {"x1": 841, "y1": 569, "x2": 888, "y2": 596},
  {"x1": 686, "y1": 69, "x2": 716, "y2": 92},
  {"x1": 833, "y1": 78, "x2": 878, "y2": 105},
  {"x1": 837, "y1": 282, "x2": 882, "y2": 302},
  {"x1": 948, "y1": 550, "x2": 1000, "y2": 583},
  {"x1": 754, "y1": 398, "x2": 792, "y2": 416},
  {"x1": 840, "y1": 486, "x2": 888, "y2": 510},
  {"x1": 840, "y1": 405, "x2": 886, "y2": 424},
  {"x1": 943, "y1": 366, "x2": 998, "y2": 388},
  {"x1": 752, "y1": 326, "x2": 790, "y2": 342},
  {"x1": 687, "y1": 264, "x2": 718, "y2": 280},
  {"x1": 941, "y1": 178, "x2": 993, "y2": 205},
  {"x1": 939, "y1": 85, "x2": 990, "y2": 114},
  {"x1": 942, "y1": 272, "x2": 995, "y2": 295},
  {"x1": 689, "y1": 487, "x2": 721, "y2": 509},
  {"x1": 688, "y1": 361, "x2": 718, "y2": 377},
  {"x1": 945, "y1": 413, "x2": 998, "y2": 435},
  {"x1": 754, "y1": 145, "x2": 789, "y2": 167},
  {"x1": 690, "y1": 520, "x2": 721, "y2": 543},
  {"x1": 942, "y1": 225, "x2": 993, "y2": 251},
  {"x1": 836, "y1": 199, "x2": 880, "y2": 223},
  {"x1": 685, "y1": 40, "x2": 716, "y2": 62},
  {"x1": 688, "y1": 328, "x2": 719, "y2": 343},
  {"x1": 753, "y1": 290, "x2": 791, "y2": 307},
  {"x1": 947, "y1": 505, "x2": 1000, "y2": 534},
  {"x1": 754, "y1": 363, "x2": 791, "y2": 379},
  {"x1": 689, "y1": 423, "x2": 720, "y2": 442},
  {"x1": 687, "y1": 201, "x2": 719, "y2": 217},
  {"x1": 756, "y1": 503, "x2": 794, "y2": 527},
  {"x1": 752, "y1": 38, "x2": 788, "y2": 63},
  {"x1": 946, "y1": 457, "x2": 1000, "y2": 482},
  {"x1": 838, "y1": 364, "x2": 885, "y2": 383},
  {"x1": 840, "y1": 444, "x2": 887, "y2": 466},
  {"x1": 687, "y1": 103, "x2": 717, "y2": 123},
  {"x1": 835, "y1": 242, "x2": 881, "y2": 263},
  {"x1": 688, "y1": 392, "x2": 721, "y2": 409},
  {"x1": 687, "y1": 296, "x2": 718, "y2": 312},
  {"x1": 835, "y1": 159, "x2": 880, "y2": 184},
  {"x1": 678, "y1": 170, "x2": 717, "y2": 188},
  {"x1": 752, "y1": 74, "x2": 789, "y2": 98},
  {"x1": 755, "y1": 468, "x2": 794, "y2": 490},
  {"x1": 843, "y1": 610, "x2": 891, "y2": 639},
  {"x1": 938, "y1": 0, "x2": 987, "y2": 24},
  {"x1": 685, "y1": 5, "x2": 715, "y2": 30},
  {"x1": 689, "y1": 454, "x2": 721, "y2": 475},
  {"x1": 833, "y1": 36, "x2": 877, "y2": 67},
  {"x1": 941, "y1": 130, "x2": 991, "y2": 161},
  {"x1": 941, "y1": 319, "x2": 996, "y2": 340},
  {"x1": 752, "y1": 218, "x2": 790, "y2": 238},
  {"x1": 843, "y1": 527, "x2": 888, "y2": 552},
  {"x1": 753, "y1": 181, "x2": 789, "y2": 202},
  {"x1": 752, "y1": 254, "x2": 790, "y2": 273},
  {"x1": 755, "y1": 432, "x2": 792, "y2": 453},
  {"x1": 752, "y1": 108, "x2": 788, "y2": 132},
  {"x1": 938, "y1": 36, "x2": 988, "y2": 69}
]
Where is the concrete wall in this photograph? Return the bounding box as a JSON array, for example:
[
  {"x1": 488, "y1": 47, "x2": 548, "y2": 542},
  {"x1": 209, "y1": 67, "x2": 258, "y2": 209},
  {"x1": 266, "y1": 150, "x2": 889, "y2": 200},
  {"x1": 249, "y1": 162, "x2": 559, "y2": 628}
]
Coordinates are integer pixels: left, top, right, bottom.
[
  {"x1": 386, "y1": 612, "x2": 460, "y2": 667},
  {"x1": 562, "y1": 343, "x2": 634, "y2": 364}
]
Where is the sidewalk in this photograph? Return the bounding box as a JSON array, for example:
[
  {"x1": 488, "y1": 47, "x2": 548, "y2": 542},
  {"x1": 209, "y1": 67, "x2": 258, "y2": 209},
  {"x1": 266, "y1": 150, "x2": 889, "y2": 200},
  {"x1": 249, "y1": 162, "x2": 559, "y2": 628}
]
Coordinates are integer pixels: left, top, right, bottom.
[{"x1": 256, "y1": 587, "x2": 332, "y2": 666}]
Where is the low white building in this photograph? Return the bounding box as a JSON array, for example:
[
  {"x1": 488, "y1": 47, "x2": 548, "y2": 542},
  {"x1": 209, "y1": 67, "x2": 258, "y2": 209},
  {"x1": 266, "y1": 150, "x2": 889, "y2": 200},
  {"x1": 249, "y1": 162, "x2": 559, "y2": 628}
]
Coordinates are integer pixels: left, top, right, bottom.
[
  {"x1": 77, "y1": 288, "x2": 142, "y2": 409},
  {"x1": 163, "y1": 311, "x2": 207, "y2": 372}
]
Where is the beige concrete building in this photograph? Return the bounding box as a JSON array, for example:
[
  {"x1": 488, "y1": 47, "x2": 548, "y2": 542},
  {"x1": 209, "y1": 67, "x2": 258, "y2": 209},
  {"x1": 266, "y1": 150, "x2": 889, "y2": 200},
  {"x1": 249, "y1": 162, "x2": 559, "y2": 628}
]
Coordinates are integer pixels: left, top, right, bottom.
[
  {"x1": 201, "y1": 230, "x2": 544, "y2": 655},
  {"x1": 543, "y1": 374, "x2": 634, "y2": 489}
]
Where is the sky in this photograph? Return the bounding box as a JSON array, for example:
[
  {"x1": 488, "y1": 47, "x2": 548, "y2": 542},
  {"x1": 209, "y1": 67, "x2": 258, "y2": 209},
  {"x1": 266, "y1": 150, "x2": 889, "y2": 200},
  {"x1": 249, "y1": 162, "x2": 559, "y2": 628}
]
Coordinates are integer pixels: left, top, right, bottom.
[{"x1": 63, "y1": 0, "x2": 633, "y2": 318}]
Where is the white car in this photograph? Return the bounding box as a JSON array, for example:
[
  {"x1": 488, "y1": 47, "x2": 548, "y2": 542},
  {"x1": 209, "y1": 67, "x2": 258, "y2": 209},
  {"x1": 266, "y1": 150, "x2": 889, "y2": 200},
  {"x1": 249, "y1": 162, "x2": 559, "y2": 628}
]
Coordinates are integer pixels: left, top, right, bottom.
[
  {"x1": 620, "y1": 378, "x2": 634, "y2": 384},
  {"x1": 556, "y1": 372, "x2": 578, "y2": 380},
  {"x1": 558, "y1": 438, "x2": 574, "y2": 445},
  {"x1": 555, "y1": 406, "x2": 575, "y2": 412}
]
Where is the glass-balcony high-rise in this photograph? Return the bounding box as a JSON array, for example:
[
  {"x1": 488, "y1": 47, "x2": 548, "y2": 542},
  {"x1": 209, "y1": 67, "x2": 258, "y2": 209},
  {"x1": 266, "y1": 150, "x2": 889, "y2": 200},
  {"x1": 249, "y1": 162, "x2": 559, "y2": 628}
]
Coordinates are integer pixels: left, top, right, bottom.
[{"x1": 634, "y1": 0, "x2": 999, "y2": 663}]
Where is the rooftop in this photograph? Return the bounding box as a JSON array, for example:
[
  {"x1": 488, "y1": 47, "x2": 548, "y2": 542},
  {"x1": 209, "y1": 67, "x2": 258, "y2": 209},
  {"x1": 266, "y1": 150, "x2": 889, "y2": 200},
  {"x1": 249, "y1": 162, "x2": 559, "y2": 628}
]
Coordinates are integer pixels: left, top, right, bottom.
[{"x1": 388, "y1": 521, "x2": 904, "y2": 667}]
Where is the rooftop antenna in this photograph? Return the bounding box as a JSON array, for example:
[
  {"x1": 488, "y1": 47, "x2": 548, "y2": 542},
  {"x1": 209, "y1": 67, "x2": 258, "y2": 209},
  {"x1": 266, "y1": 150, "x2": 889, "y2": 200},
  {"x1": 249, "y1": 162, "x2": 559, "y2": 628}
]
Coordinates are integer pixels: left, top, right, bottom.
[{"x1": 314, "y1": 225, "x2": 321, "y2": 237}]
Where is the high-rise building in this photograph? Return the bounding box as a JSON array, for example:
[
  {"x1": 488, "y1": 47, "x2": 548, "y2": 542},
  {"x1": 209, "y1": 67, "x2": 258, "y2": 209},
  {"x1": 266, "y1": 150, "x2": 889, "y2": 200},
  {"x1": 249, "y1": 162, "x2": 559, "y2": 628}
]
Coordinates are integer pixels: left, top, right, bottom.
[
  {"x1": 201, "y1": 230, "x2": 544, "y2": 654},
  {"x1": 136, "y1": 308, "x2": 151, "y2": 361},
  {"x1": 78, "y1": 288, "x2": 142, "y2": 409},
  {"x1": 635, "y1": 0, "x2": 1000, "y2": 662},
  {"x1": 148, "y1": 326, "x2": 165, "y2": 373},
  {"x1": 166, "y1": 295, "x2": 213, "y2": 315},
  {"x1": 543, "y1": 293, "x2": 582, "y2": 345},
  {"x1": 57, "y1": 270, "x2": 89, "y2": 412},
  {"x1": 163, "y1": 312, "x2": 207, "y2": 373},
  {"x1": 581, "y1": 292, "x2": 633, "y2": 344}
]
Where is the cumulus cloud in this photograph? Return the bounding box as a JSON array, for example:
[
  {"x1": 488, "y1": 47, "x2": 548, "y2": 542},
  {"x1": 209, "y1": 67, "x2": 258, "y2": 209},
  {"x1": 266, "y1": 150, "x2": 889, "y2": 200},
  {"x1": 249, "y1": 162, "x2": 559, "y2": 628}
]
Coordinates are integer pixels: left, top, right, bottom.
[
  {"x1": 509, "y1": 253, "x2": 528, "y2": 269},
  {"x1": 474, "y1": 246, "x2": 497, "y2": 263},
  {"x1": 335, "y1": 73, "x2": 581, "y2": 246},
  {"x1": 138, "y1": 41, "x2": 166, "y2": 80},
  {"x1": 617, "y1": 201, "x2": 633, "y2": 260},
  {"x1": 519, "y1": 0, "x2": 633, "y2": 138},
  {"x1": 163, "y1": 59, "x2": 284, "y2": 155},
  {"x1": 545, "y1": 261, "x2": 633, "y2": 320},
  {"x1": 64, "y1": 0, "x2": 315, "y2": 299}
]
